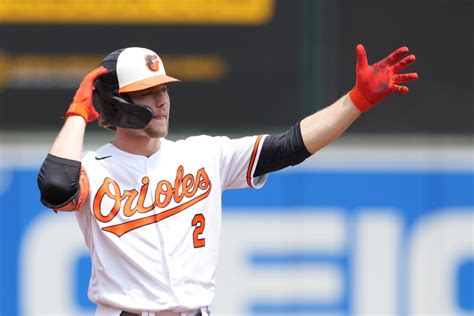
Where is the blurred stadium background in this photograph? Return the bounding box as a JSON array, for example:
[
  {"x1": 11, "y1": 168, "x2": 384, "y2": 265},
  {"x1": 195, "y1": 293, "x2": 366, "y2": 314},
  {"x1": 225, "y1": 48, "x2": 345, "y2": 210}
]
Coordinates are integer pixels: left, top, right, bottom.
[{"x1": 0, "y1": 0, "x2": 472, "y2": 315}]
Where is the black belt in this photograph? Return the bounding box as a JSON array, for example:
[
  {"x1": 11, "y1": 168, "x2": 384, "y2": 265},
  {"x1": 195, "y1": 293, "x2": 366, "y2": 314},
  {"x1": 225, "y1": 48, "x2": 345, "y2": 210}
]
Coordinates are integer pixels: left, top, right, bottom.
[{"x1": 120, "y1": 310, "x2": 205, "y2": 316}]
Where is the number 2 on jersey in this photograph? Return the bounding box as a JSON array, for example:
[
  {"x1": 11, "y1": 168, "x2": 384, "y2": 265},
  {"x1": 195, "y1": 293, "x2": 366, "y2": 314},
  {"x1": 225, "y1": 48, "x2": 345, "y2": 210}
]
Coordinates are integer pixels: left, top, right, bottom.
[{"x1": 192, "y1": 213, "x2": 206, "y2": 248}]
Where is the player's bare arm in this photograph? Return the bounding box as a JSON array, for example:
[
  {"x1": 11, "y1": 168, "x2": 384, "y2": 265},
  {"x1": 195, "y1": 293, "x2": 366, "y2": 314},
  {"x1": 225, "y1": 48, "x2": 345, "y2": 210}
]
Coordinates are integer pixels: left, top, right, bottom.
[
  {"x1": 49, "y1": 116, "x2": 87, "y2": 161},
  {"x1": 301, "y1": 44, "x2": 418, "y2": 154},
  {"x1": 300, "y1": 94, "x2": 360, "y2": 154}
]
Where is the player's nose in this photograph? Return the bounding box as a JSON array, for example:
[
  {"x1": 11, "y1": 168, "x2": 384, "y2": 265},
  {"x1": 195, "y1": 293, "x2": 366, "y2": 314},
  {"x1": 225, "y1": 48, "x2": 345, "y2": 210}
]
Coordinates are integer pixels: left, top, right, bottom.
[
  {"x1": 153, "y1": 97, "x2": 167, "y2": 109},
  {"x1": 153, "y1": 94, "x2": 169, "y2": 109}
]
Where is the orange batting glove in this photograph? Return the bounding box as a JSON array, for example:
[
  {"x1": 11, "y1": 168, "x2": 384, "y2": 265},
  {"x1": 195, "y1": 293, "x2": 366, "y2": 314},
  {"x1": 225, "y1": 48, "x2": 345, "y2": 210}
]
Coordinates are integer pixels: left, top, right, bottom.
[
  {"x1": 349, "y1": 44, "x2": 418, "y2": 112},
  {"x1": 66, "y1": 66, "x2": 109, "y2": 122}
]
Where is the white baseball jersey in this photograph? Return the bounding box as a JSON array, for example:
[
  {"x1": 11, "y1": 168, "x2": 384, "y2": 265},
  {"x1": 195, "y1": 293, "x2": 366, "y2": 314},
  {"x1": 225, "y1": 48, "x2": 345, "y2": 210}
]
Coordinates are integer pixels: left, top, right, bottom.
[{"x1": 75, "y1": 135, "x2": 268, "y2": 312}]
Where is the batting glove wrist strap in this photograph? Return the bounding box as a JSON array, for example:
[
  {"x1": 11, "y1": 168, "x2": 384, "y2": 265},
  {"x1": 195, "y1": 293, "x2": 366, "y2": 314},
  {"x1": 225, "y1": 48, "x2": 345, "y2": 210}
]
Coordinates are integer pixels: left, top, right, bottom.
[{"x1": 349, "y1": 87, "x2": 372, "y2": 112}]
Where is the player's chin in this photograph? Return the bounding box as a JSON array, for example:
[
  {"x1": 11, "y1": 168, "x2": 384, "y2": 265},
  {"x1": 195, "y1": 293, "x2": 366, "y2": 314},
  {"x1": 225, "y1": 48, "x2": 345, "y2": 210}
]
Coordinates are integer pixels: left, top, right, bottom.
[{"x1": 144, "y1": 122, "x2": 168, "y2": 138}]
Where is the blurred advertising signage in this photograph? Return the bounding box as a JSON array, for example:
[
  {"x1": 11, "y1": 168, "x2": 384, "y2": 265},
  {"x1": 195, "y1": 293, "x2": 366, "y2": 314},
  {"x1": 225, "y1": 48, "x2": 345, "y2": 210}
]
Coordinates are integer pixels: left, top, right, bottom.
[
  {"x1": 0, "y1": 52, "x2": 228, "y2": 89},
  {"x1": 1, "y1": 146, "x2": 472, "y2": 315},
  {"x1": 0, "y1": 0, "x2": 275, "y2": 24}
]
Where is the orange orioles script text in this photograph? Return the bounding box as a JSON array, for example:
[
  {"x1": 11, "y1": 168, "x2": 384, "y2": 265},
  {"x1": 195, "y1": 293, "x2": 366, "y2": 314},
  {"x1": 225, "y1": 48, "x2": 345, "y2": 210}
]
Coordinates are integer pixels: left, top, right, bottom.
[{"x1": 93, "y1": 166, "x2": 212, "y2": 237}]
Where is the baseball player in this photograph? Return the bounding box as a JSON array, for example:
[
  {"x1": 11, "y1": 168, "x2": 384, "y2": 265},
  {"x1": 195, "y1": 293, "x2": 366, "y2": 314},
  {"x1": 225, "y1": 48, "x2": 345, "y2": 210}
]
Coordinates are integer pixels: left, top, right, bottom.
[{"x1": 37, "y1": 44, "x2": 417, "y2": 316}]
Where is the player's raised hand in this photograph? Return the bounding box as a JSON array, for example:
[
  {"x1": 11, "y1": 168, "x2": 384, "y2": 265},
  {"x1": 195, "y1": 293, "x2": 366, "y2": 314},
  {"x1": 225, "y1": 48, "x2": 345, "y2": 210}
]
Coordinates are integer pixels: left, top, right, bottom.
[
  {"x1": 349, "y1": 44, "x2": 418, "y2": 112},
  {"x1": 66, "y1": 66, "x2": 109, "y2": 122}
]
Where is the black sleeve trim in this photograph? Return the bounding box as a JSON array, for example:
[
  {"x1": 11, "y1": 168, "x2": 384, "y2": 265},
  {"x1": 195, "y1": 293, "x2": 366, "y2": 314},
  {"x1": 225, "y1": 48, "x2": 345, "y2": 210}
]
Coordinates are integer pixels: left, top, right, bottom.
[
  {"x1": 37, "y1": 154, "x2": 82, "y2": 209},
  {"x1": 254, "y1": 122, "x2": 312, "y2": 177}
]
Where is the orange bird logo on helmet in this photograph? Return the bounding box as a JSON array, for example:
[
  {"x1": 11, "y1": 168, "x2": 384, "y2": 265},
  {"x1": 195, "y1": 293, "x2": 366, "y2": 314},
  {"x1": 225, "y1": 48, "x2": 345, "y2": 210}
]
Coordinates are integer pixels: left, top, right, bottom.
[{"x1": 145, "y1": 54, "x2": 160, "y2": 72}]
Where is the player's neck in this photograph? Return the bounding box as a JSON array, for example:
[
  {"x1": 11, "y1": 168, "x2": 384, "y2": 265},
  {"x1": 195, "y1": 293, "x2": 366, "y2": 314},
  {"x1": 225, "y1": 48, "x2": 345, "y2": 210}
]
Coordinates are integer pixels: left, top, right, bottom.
[{"x1": 112, "y1": 131, "x2": 161, "y2": 157}]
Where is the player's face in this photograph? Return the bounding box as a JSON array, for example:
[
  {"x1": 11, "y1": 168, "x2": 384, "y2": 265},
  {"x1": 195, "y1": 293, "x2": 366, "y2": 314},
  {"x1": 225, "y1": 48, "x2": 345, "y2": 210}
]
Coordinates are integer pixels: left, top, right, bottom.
[{"x1": 128, "y1": 84, "x2": 171, "y2": 138}]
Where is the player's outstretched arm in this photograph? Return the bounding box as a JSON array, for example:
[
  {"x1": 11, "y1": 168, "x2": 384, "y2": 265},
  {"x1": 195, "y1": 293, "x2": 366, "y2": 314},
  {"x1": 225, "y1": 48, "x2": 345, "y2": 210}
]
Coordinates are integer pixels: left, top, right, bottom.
[
  {"x1": 49, "y1": 66, "x2": 108, "y2": 161},
  {"x1": 301, "y1": 44, "x2": 418, "y2": 153},
  {"x1": 254, "y1": 44, "x2": 418, "y2": 177}
]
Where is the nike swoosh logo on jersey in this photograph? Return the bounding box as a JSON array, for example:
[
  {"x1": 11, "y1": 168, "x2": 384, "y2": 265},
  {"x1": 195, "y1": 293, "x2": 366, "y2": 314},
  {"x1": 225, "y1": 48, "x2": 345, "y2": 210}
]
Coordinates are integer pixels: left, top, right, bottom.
[{"x1": 95, "y1": 155, "x2": 112, "y2": 160}]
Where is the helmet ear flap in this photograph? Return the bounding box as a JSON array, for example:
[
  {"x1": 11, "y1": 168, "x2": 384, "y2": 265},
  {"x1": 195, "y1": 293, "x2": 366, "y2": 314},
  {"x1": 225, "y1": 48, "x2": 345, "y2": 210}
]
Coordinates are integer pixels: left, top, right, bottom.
[
  {"x1": 108, "y1": 96, "x2": 154, "y2": 129},
  {"x1": 93, "y1": 90, "x2": 154, "y2": 130}
]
